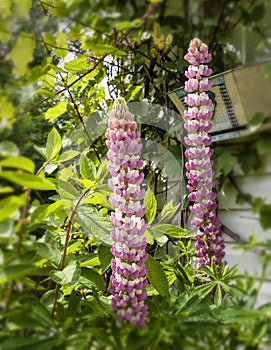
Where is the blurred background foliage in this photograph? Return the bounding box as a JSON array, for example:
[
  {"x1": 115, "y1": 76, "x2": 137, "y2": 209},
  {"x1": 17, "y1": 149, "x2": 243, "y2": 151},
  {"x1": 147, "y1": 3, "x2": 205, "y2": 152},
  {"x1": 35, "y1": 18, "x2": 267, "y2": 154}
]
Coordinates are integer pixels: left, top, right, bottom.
[{"x1": 0, "y1": 0, "x2": 271, "y2": 349}]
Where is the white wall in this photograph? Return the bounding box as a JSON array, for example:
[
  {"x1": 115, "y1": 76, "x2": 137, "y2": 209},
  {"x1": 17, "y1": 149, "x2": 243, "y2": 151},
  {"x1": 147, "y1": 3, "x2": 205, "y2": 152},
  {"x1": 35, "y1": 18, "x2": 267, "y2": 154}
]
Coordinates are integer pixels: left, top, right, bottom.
[{"x1": 218, "y1": 154, "x2": 271, "y2": 306}]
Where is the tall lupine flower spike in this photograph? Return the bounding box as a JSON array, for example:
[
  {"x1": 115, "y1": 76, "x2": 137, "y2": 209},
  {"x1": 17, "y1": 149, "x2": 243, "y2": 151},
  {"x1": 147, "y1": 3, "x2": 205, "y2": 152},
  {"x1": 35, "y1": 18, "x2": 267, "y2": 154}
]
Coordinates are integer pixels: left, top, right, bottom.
[
  {"x1": 105, "y1": 97, "x2": 148, "y2": 328},
  {"x1": 183, "y1": 38, "x2": 225, "y2": 267}
]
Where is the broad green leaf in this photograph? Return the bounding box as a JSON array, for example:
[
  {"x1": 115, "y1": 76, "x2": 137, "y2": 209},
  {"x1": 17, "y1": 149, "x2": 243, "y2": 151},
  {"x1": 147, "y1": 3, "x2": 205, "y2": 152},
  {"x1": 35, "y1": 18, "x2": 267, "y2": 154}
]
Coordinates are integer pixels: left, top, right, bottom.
[
  {"x1": 54, "y1": 32, "x2": 68, "y2": 58},
  {"x1": 81, "y1": 41, "x2": 126, "y2": 57},
  {"x1": 66, "y1": 289, "x2": 82, "y2": 317},
  {"x1": 58, "y1": 179, "x2": 81, "y2": 200},
  {"x1": 144, "y1": 229, "x2": 154, "y2": 244},
  {"x1": 248, "y1": 112, "x2": 266, "y2": 128},
  {"x1": 0, "y1": 156, "x2": 35, "y2": 173},
  {"x1": 159, "y1": 200, "x2": 180, "y2": 223},
  {"x1": 213, "y1": 147, "x2": 234, "y2": 176},
  {"x1": 151, "y1": 223, "x2": 193, "y2": 238},
  {"x1": 259, "y1": 204, "x2": 271, "y2": 229},
  {"x1": 64, "y1": 56, "x2": 90, "y2": 73},
  {"x1": 126, "y1": 85, "x2": 143, "y2": 102},
  {"x1": 85, "y1": 192, "x2": 113, "y2": 210},
  {"x1": 96, "y1": 159, "x2": 109, "y2": 183},
  {"x1": 45, "y1": 127, "x2": 62, "y2": 160},
  {"x1": 80, "y1": 154, "x2": 96, "y2": 180},
  {"x1": 0, "y1": 186, "x2": 13, "y2": 194},
  {"x1": 13, "y1": 0, "x2": 31, "y2": 19},
  {"x1": 0, "y1": 201, "x2": 19, "y2": 219},
  {"x1": 33, "y1": 242, "x2": 62, "y2": 265},
  {"x1": 9, "y1": 33, "x2": 34, "y2": 76},
  {"x1": 0, "y1": 220, "x2": 13, "y2": 240},
  {"x1": 0, "y1": 264, "x2": 36, "y2": 283},
  {"x1": 256, "y1": 135, "x2": 271, "y2": 155},
  {"x1": 145, "y1": 254, "x2": 169, "y2": 296},
  {"x1": 0, "y1": 141, "x2": 19, "y2": 156},
  {"x1": 0, "y1": 96, "x2": 14, "y2": 121},
  {"x1": 80, "y1": 267, "x2": 106, "y2": 291},
  {"x1": 59, "y1": 150, "x2": 80, "y2": 162},
  {"x1": 238, "y1": 148, "x2": 261, "y2": 174},
  {"x1": 143, "y1": 187, "x2": 157, "y2": 224},
  {"x1": 0, "y1": 171, "x2": 56, "y2": 190},
  {"x1": 98, "y1": 244, "x2": 113, "y2": 273},
  {"x1": 44, "y1": 102, "x2": 67, "y2": 122},
  {"x1": 51, "y1": 260, "x2": 81, "y2": 286},
  {"x1": 43, "y1": 32, "x2": 56, "y2": 50},
  {"x1": 76, "y1": 206, "x2": 113, "y2": 246},
  {"x1": 33, "y1": 145, "x2": 47, "y2": 159}
]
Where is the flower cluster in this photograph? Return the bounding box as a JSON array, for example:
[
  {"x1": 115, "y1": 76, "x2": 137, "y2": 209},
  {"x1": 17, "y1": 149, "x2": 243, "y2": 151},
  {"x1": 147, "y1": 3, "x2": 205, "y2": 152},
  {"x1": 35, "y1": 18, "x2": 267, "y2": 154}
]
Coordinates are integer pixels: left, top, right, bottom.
[
  {"x1": 183, "y1": 38, "x2": 225, "y2": 267},
  {"x1": 105, "y1": 97, "x2": 148, "y2": 327}
]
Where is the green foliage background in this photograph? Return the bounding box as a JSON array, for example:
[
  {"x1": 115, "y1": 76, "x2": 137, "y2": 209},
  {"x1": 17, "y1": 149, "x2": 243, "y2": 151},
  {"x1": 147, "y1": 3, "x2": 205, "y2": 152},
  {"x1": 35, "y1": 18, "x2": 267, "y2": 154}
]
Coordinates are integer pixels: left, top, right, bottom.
[{"x1": 0, "y1": 0, "x2": 271, "y2": 349}]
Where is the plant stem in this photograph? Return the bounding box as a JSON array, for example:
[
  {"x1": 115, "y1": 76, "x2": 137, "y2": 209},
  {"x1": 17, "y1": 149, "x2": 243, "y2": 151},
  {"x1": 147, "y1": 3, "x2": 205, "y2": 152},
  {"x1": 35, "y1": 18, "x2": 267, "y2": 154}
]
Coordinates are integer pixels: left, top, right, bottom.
[{"x1": 51, "y1": 188, "x2": 90, "y2": 316}]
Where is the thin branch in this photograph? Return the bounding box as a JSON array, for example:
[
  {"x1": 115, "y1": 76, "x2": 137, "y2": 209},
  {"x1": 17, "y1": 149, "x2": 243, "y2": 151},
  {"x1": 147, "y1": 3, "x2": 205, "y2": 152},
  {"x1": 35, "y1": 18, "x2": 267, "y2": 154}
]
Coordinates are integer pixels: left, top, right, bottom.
[
  {"x1": 51, "y1": 188, "x2": 90, "y2": 316},
  {"x1": 12, "y1": 57, "x2": 106, "y2": 120}
]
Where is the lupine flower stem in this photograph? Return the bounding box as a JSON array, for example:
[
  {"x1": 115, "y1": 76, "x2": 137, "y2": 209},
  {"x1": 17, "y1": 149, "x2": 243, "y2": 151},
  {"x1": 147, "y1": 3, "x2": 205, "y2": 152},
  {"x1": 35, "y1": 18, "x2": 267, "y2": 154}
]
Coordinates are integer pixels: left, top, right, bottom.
[
  {"x1": 105, "y1": 97, "x2": 148, "y2": 327},
  {"x1": 183, "y1": 38, "x2": 225, "y2": 267}
]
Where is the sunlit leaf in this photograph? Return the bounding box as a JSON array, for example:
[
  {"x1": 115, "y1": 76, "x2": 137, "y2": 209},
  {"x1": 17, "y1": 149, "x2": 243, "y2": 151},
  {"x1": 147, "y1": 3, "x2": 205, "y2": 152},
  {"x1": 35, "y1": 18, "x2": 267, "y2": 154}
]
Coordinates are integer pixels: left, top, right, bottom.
[
  {"x1": 0, "y1": 171, "x2": 56, "y2": 190},
  {"x1": 145, "y1": 254, "x2": 169, "y2": 296},
  {"x1": 0, "y1": 156, "x2": 35, "y2": 173},
  {"x1": 44, "y1": 102, "x2": 67, "y2": 122},
  {"x1": 144, "y1": 186, "x2": 157, "y2": 224}
]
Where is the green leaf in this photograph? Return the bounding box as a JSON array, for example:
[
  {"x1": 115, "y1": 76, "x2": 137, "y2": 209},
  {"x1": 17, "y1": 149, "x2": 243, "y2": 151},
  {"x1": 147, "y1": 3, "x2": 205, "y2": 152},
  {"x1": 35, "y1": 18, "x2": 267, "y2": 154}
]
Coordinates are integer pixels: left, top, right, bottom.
[
  {"x1": 0, "y1": 171, "x2": 56, "y2": 190},
  {"x1": 126, "y1": 85, "x2": 143, "y2": 102},
  {"x1": 1, "y1": 336, "x2": 58, "y2": 350},
  {"x1": 66, "y1": 289, "x2": 82, "y2": 317},
  {"x1": 59, "y1": 150, "x2": 80, "y2": 162},
  {"x1": 96, "y1": 159, "x2": 109, "y2": 183},
  {"x1": 33, "y1": 145, "x2": 47, "y2": 159},
  {"x1": 45, "y1": 127, "x2": 62, "y2": 160},
  {"x1": 195, "y1": 282, "x2": 215, "y2": 299},
  {"x1": 9, "y1": 33, "x2": 34, "y2": 76},
  {"x1": 81, "y1": 41, "x2": 126, "y2": 57},
  {"x1": 44, "y1": 101, "x2": 67, "y2": 122},
  {"x1": 58, "y1": 179, "x2": 81, "y2": 200},
  {"x1": 143, "y1": 187, "x2": 157, "y2": 224},
  {"x1": 214, "y1": 284, "x2": 222, "y2": 307},
  {"x1": 218, "y1": 307, "x2": 263, "y2": 323},
  {"x1": 0, "y1": 194, "x2": 25, "y2": 220},
  {"x1": 0, "y1": 264, "x2": 36, "y2": 283},
  {"x1": 259, "y1": 204, "x2": 271, "y2": 229},
  {"x1": 256, "y1": 135, "x2": 271, "y2": 155},
  {"x1": 31, "y1": 200, "x2": 69, "y2": 225},
  {"x1": 263, "y1": 62, "x2": 271, "y2": 78},
  {"x1": 238, "y1": 148, "x2": 261, "y2": 174},
  {"x1": 248, "y1": 112, "x2": 266, "y2": 128},
  {"x1": 80, "y1": 267, "x2": 106, "y2": 291},
  {"x1": 145, "y1": 254, "x2": 169, "y2": 296},
  {"x1": 159, "y1": 200, "x2": 180, "y2": 223},
  {"x1": 76, "y1": 206, "x2": 113, "y2": 246},
  {"x1": 0, "y1": 141, "x2": 19, "y2": 156},
  {"x1": 33, "y1": 242, "x2": 62, "y2": 265},
  {"x1": 80, "y1": 154, "x2": 96, "y2": 180},
  {"x1": 64, "y1": 56, "x2": 90, "y2": 73},
  {"x1": 0, "y1": 156, "x2": 35, "y2": 173},
  {"x1": 214, "y1": 147, "x2": 234, "y2": 176},
  {"x1": 85, "y1": 192, "x2": 113, "y2": 210},
  {"x1": 151, "y1": 223, "x2": 193, "y2": 238},
  {"x1": 51, "y1": 260, "x2": 81, "y2": 286},
  {"x1": 98, "y1": 244, "x2": 113, "y2": 273},
  {"x1": 0, "y1": 219, "x2": 13, "y2": 240}
]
